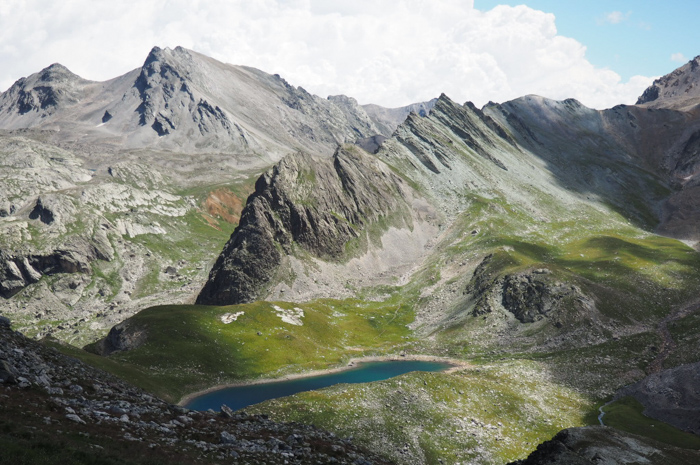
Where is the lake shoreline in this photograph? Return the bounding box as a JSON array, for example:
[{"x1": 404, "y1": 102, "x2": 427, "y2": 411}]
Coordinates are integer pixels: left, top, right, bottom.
[{"x1": 178, "y1": 354, "x2": 470, "y2": 406}]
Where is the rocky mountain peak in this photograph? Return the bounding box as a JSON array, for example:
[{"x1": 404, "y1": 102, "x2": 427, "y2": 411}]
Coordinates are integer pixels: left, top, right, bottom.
[
  {"x1": 0, "y1": 62, "x2": 90, "y2": 123},
  {"x1": 637, "y1": 55, "x2": 700, "y2": 110}
]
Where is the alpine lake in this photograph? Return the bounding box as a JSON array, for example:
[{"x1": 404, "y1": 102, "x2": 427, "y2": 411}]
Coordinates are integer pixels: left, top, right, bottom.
[{"x1": 184, "y1": 360, "x2": 453, "y2": 411}]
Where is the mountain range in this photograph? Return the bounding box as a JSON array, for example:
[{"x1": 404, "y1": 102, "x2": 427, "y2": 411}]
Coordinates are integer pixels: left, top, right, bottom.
[{"x1": 1, "y1": 46, "x2": 700, "y2": 464}]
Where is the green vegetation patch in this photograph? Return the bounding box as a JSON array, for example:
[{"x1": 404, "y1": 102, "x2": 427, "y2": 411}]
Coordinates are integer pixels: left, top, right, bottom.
[
  {"x1": 245, "y1": 360, "x2": 592, "y2": 465},
  {"x1": 602, "y1": 396, "x2": 700, "y2": 450},
  {"x1": 78, "y1": 296, "x2": 415, "y2": 402}
]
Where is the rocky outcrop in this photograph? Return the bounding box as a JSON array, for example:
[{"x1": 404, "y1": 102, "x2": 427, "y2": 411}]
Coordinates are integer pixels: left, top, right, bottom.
[
  {"x1": 464, "y1": 256, "x2": 588, "y2": 323},
  {"x1": 637, "y1": 55, "x2": 700, "y2": 110},
  {"x1": 0, "y1": 248, "x2": 96, "y2": 298},
  {"x1": 508, "y1": 426, "x2": 700, "y2": 464},
  {"x1": 197, "y1": 145, "x2": 414, "y2": 306},
  {"x1": 615, "y1": 361, "x2": 700, "y2": 434},
  {"x1": 86, "y1": 319, "x2": 148, "y2": 356},
  {"x1": 501, "y1": 271, "x2": 592, "y2": 323}
]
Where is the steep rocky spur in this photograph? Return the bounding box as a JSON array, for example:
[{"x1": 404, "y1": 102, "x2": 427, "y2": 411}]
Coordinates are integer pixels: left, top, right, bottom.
[{"x1": 197, "y1": 145, "x2": 429, "y2": 305}]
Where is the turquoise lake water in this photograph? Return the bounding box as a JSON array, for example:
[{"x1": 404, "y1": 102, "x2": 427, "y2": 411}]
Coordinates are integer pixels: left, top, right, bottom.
[{"x1": 184, "y1": 360, "x2": 452, "y2": 412}]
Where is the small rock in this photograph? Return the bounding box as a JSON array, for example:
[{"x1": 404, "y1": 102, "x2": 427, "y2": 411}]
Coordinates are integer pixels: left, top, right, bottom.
[
  {"x1": 66, "y1": 414, "x2": 86, "y2": 425},
  {"x1": 0, "y1": 360, "x2": 18, "y2": 384},
  {"x1": 220, "y1": 404, "x2": 234, "y2": 418},
  {"x1": 220, "y1": 431, "x2": 237, "y2": 444}
]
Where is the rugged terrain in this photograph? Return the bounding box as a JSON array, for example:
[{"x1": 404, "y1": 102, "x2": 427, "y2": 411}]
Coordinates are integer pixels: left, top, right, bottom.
[
  {"x1": 0, "y1": 46, "x2": 430, "y2": 346},
  {"x1": 0, "y1": 316, "x2": 393, "y2": 465},
  {"x1": 3, "y1": 48, "x2": 700, "y2": 464}
]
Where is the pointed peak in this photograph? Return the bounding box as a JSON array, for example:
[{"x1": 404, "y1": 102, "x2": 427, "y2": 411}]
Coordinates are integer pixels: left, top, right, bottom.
[
  {"x1": 433, "y1": 93, "x2": 460, "y2": 111},
  {"x1": 37, "y1": 63, "x2": 84, "y2": 83},
  {"x1": 142, "y1": 46, "x2": 193, "y2": 67},
  {"x1": 637, "y1": 55, "x2": 700, "y2": 109},
  {"x1": 437, "y1": 93, "x2": 455, "y2": 104}
]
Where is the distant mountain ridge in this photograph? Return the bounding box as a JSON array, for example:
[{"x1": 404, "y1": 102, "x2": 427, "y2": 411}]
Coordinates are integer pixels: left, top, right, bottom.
[
  {"x1": 0, "y1": 46, "x2": 393, "y2": 161},
  {"x1": 637, "y1": 55, "x2": 700, "y2": 110}
]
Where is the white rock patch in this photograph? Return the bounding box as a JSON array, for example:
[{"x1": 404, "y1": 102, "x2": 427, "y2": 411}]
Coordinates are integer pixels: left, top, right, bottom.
[
  {"x1": 272, "y1": 305, "x2": 304, "y2": 326},
  {"x1": 220, "y1": 312, "x2": 244, "y2": 324}
]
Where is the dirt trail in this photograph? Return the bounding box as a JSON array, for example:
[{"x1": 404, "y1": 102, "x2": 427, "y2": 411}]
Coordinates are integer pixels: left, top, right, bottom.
[{"x1": 648, "y1": 298, "x2": 700, "y2": 373}]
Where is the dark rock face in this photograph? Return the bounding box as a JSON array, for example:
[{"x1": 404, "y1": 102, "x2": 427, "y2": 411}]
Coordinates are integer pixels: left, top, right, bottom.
[
  {"x1": 636, "y1": 55, "x2": 700, "y2": 108},
  {"x1": 501, "y1": 272, "x2": 586, "y2": 323},
  {"x1": 28, "y1": 197, "x2": 55, "y2": 225},
  {"x1": 615, "y1": 361, "x2": 700, "y2": 435},
  {"x1": 0, "y1": 243, "x2": 107, "y2": 298},
  {"x1": 197, "y1": 146, "x2": 412, "y2": 306},
  {"x1": 355, "y1": 134, "x2": 387, "y2": 154},
  {"x1": 87, "y1": 320, "x2": 148, "y2": 356},
  {"x1": 508, "y1": 426, "x2": 700, "y2": 465},
  {"x1": 464, "y1": 254, "x2": 499, "y2": 316}
]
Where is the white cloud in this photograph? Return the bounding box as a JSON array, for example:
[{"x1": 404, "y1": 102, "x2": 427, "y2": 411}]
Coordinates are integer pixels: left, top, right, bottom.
[
  {"x1": 0, "y1": 1, "x2": 652, "y2": 109},
  {"x1": 600, "y1": 11, "x2": 630, "y2": 25},
  {"x1": 671, "y1": 52, "x2": 687, "y2": 63}
]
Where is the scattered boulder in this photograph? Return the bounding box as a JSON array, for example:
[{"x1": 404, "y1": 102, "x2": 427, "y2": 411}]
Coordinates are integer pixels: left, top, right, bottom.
[{"x1": 0, "y1": 360, "x2": 17, "y2": 384}]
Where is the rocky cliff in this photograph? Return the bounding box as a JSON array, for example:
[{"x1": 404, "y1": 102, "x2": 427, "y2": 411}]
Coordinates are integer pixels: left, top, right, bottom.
[
  {"x1": 196, "y1": 145, "x2": 431, "y2": 305},
  {"x1": 637, "y1": 55, "x2": 700, "y2": 110}
]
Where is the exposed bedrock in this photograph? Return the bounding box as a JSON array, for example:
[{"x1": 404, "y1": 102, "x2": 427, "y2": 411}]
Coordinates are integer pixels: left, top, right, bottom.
[{"x1": 196, "y1": 145, "x2": 416, "y2": 306}]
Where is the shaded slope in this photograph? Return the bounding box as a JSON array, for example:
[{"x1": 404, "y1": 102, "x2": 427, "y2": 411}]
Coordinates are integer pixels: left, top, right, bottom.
[{"x1": 508, "y1": 426, "x2": 700, "y2": 465}]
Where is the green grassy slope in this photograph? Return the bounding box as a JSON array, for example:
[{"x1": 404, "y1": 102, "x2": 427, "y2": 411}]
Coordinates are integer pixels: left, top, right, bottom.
[{"x1": 81, "y1": 295, "x2": 415, "y2": 402}]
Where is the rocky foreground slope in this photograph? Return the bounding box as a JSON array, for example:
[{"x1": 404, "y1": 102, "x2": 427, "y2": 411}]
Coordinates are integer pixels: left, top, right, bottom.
[{"x1": 0, "y1": 316, "x2": 393, "y2": 465}]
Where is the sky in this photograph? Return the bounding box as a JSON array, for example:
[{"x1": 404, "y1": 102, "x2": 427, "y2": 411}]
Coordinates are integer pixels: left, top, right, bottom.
[{"x1": 0, "y1": 0, "x2": 698, "y2": 110}]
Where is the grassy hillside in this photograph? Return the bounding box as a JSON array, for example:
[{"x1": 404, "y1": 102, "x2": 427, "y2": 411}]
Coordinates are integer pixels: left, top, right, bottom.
[{"x1": 80, "y1": 295, "x2": 416, "y2": 402}]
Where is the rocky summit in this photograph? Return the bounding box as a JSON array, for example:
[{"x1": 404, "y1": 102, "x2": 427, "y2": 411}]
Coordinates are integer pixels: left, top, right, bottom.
[{"x1": 2, "y1": 47, "x2": 700, "y2": 465}]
